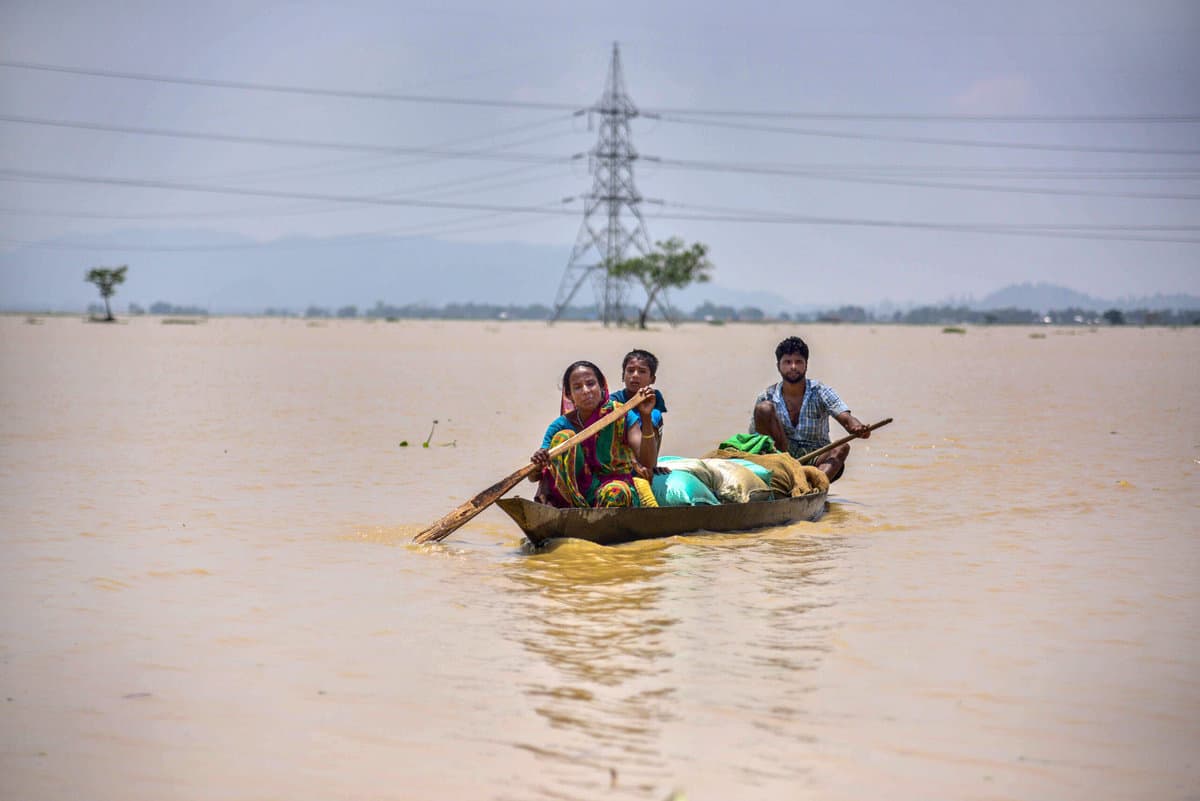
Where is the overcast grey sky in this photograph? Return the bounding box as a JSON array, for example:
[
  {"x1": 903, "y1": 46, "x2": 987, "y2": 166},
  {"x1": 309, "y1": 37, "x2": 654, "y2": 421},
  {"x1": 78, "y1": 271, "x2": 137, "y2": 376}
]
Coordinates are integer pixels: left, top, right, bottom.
[{"x1": 2, "y1": 0, "x2": 1198, "y2": 307}]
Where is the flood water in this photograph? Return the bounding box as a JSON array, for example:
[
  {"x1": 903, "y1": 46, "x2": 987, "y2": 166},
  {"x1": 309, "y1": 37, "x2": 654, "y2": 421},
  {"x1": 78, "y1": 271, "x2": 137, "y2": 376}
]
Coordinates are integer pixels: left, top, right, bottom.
[{"x1": 1, "y1": 316, "x2": 1197, "y2": 800}]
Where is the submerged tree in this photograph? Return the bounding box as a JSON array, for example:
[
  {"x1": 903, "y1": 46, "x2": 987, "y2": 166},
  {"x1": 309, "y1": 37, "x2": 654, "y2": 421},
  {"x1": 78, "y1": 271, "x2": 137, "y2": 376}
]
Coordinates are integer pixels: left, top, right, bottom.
[
  {"x1": 85, "y1": 265, "x2": 128, "y2": 322},
  {"x1": 609, "y1": 238, "x2": 714, "y2": 329}
]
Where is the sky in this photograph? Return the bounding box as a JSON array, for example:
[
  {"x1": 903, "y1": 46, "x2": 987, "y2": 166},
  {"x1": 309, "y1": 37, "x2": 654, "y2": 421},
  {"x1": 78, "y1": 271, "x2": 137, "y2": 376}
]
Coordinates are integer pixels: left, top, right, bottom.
[{"x1": 1, "y1": 0, "x2": 1198, "y2": 310}]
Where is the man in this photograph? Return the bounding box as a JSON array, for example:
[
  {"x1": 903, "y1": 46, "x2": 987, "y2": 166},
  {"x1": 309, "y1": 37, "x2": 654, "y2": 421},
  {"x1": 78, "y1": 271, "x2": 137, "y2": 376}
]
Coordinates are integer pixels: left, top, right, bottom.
[{"x1": 749, "y1": 336, "x2": 869, "y2": 481}]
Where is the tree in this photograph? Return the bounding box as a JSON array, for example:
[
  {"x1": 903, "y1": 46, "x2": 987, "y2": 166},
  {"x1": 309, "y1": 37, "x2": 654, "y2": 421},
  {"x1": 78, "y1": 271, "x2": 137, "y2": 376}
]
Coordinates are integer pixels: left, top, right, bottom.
[
  {"x1": 1102, "y1": 308, "x2": 1126, "y2": 326},
  {"x1": 738, "y1": 306, "x2": 765, "y2": 321},
  {"x1": 609, "y1": 238, "x2": 714, "y2": 329},
  {"x1": 85, "y1": 265, "x2": 127, "y2": 321}
]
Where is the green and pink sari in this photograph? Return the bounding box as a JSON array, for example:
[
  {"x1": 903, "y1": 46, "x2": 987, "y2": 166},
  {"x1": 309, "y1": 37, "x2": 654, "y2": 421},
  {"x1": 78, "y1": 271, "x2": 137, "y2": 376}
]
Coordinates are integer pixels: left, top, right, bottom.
[{"x1": 537, "y1": 387, "x2": 640, "y2": 508}]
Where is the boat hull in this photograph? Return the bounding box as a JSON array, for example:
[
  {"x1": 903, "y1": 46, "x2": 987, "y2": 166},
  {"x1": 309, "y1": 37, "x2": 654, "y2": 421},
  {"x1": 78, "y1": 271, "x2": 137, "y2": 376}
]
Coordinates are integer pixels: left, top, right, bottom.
[{"x1": 496, "y1": 491, "x2": 828, "y2": 547}]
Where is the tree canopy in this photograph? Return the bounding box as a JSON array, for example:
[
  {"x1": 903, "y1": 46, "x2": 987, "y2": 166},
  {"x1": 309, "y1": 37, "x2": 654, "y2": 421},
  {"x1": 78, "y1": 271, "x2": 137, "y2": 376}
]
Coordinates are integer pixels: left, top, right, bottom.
[
  {"x1": 609, "y1": 238, "x2": 714, "y2": 329},
  {"x1": 84, "y1": 265, "x2": 128, "y2": 322}
]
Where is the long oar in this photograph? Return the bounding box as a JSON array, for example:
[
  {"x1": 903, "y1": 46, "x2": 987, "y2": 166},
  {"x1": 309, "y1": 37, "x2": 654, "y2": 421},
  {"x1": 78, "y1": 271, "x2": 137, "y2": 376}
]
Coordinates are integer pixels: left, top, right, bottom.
[
  {"x1": 797, "y1": 417, "x2": 893, "y2": 465},
  {"x1": 413, "y1": 393, "x2": 648, "y2": 544}
]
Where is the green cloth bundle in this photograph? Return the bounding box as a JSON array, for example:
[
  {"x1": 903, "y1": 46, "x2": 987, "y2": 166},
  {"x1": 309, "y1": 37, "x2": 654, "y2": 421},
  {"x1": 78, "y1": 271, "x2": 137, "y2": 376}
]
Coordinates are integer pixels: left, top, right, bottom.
[{"x1": 716, "y1": 432, "x2": 779, "y2": 454}]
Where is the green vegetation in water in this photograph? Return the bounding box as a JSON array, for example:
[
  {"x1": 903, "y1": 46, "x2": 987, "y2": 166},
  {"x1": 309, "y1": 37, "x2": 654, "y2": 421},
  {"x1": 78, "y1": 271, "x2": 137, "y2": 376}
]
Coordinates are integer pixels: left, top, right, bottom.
[
  {"x1": 398, "y1": 440, "x2": 409, "y2": 447},
  {"x1": 942, "y1": 326, "x2": 967, "y2": 334},
  {"x1": 1029, "y1": 333, "x2": 1047, "y2": 339},
  {"x1": 423, "y1": 420, "x2": 438, "y2": 448}
]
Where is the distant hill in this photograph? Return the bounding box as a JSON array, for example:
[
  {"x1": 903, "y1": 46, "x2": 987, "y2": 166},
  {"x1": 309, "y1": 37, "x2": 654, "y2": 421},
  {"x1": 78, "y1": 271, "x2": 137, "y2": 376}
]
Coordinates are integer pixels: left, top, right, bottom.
[
  {"x1": 0, "y1": 228, "x2": 795, "y2": 315},
  {"x1": 2, "y1": 231, "x2": 1194, "y2": 315},
  {"x1": 975, "y1": 282, "x2": 1200, "y2": 312}
]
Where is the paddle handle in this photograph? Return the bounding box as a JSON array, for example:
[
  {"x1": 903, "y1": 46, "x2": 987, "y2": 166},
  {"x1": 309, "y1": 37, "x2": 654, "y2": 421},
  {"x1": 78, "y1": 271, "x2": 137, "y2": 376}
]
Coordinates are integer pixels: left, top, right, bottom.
[
  {"x1": 412, "y1": 391, "x2": 649, "y2": 544},
  {"x1": 797, "y1": 417, "x2": 893, "y2": 465}
]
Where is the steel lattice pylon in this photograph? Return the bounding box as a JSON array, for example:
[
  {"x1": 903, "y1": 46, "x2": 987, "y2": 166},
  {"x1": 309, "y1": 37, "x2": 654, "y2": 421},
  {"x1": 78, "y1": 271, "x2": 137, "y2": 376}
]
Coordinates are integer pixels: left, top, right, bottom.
[{"x1": 550, "y1": 43, "x2": 656, "y2": 325}]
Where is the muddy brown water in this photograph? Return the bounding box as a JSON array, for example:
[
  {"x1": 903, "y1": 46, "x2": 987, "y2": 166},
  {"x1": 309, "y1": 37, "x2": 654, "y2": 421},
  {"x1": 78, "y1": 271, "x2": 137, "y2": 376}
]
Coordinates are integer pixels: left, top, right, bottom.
[{"x1": 1, "y1": 316, "x2": 1196, "y2": 800}]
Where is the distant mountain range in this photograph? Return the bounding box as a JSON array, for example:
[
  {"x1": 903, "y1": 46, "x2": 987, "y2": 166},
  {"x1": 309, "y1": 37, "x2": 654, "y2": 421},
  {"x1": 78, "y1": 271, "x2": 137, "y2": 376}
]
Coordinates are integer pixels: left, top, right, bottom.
[
  {"x1": 973, "y1": 282, "x2": 1200, "y2": 313},
  {"x1": 1, "y1": 230, "x2": 1196, "y2": 314},
  {"x1": 0, "y1": 228, "x2": 795, "y2": 315}
]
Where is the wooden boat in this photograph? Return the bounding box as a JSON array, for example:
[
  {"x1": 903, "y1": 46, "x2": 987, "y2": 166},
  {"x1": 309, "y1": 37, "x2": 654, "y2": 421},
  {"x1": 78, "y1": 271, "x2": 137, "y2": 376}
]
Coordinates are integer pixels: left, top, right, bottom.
[{"x1": 496, "y1": 489, "x2": 828, "y2": 547}]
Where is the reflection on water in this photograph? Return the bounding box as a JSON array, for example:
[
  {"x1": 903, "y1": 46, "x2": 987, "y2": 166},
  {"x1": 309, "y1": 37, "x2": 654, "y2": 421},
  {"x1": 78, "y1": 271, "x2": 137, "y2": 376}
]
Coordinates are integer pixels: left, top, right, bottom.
[
  {"x1": 500, "y1": 539, "x2": 675, "y2": 797},
  {"x1": 498, "y1": 530, "x2": 843, "y2": 798},
  {"x1": 508, "y1": 539, "x2": 675, "y2": 685}
]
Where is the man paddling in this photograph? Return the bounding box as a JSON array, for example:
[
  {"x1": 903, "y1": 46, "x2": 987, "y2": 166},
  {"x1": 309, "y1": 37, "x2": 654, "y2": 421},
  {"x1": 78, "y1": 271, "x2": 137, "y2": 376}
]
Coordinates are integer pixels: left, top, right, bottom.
[{"x1": 749, "y1": 336, "x2": 869, "y2": 481}]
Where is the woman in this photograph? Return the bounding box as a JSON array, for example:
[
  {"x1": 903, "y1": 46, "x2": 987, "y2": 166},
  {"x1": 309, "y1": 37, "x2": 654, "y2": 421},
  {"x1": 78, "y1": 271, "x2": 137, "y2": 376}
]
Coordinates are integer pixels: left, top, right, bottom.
[{"x1": 530, "y1": 360, "x2": 658, "y2": 507}]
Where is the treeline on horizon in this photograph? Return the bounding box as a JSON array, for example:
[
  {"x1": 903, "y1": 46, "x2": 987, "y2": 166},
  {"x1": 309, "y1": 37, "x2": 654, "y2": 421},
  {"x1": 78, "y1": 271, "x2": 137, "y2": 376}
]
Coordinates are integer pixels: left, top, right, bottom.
[{"x1": 98, "y1": 300, "x2": 1200, "y2": 326}]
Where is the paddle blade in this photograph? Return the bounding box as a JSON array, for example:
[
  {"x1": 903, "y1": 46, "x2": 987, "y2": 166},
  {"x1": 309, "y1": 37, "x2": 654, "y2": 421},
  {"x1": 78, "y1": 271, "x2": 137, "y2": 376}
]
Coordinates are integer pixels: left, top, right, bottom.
[
  {"x1": 412, "y1": 392, "x2": 646, "y2": 544},
  {"x1": 412, "y1": 465, "x2": 536, "y2": 543}
]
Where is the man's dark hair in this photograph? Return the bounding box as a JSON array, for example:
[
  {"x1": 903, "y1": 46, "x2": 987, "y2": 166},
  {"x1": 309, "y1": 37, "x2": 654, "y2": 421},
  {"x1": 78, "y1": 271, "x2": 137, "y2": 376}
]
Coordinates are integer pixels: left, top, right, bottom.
[
  {"x1": 775, "y1": 336, "x2": 809, "y2": 362},
  {"x1": 621, "y1": 349, "x2": 659, "y2": 377},
  {"x1": 562, "y1": 360, "x2": 608, "y2": 394}
]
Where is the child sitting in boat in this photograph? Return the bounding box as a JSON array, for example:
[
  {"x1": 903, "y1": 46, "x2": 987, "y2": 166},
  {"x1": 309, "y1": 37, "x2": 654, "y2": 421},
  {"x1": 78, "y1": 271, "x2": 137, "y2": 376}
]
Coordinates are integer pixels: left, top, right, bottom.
[
  {"x1": 530, "y1": 360, "x2": 658, "y2": 508},
  {"x1": 609, "y1": 348, "x2": 667, "y2": 447}
]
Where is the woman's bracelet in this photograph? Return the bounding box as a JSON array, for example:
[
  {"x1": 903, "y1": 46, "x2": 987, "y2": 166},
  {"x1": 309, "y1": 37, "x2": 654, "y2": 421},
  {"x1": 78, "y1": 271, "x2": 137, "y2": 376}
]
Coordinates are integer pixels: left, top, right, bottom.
[{"x1": 641, "y1": 426, "x2": 656, "y2": 439}]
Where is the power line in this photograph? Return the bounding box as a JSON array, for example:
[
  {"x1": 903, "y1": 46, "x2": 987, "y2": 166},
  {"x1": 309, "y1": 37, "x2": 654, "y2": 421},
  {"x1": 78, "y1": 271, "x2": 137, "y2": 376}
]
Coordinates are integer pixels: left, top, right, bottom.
[
  {"x1": 0, "y1": 59, "x2": 581, "y2": 111},
  {"x1": 645, "y1": 213, "x2": 1200, "y2": 244},
  {"x1": 648, "y1": 108, "x2": 1200, "y2": 123},
  {"x1": 657, "y1": 114, "x2": 1200, "y2": 156},
  {"x1": 12, "y1": 110, "x2": 1196, "y2": 209},
  {"x1": 2, "y1": 167, "x2": 1196, "y2": 247},
  {"x1": 659, "y1": 162, "x2": 1200, "y2": 179},
  {"x1": 0, "y1": 164, "x2": 567, "y2": 222},
  {"x1": 11, "y1": 109, "x2": 1200, "y2": 181},
  {"x1": 654, "y1": 158, "x2": 1200, "y2": 200},
  {"x1": 0, "y1": 205, "x2": 567, "y2": 252},
  {"x1": 665, "y1": 200, "x2": 1200, "y2": 231},
  {"x1": 0, "y1": 167, "x2": 580, "y2": 215},
  {"x1": 9, "y1": 110, "x2": 1196, "y2": 184},
  {"x1": 0, "y1": 113, "x2": 574, "y2": 164},
  {"x1": 112, "y1": 124, "x2": 576, "y2": 220},
  {"x1": 5, "y1": 59, "x2": 1197, "y2": 124},
  {"x1": 195, "y1": 112, "x2": 576, "y2": 184}
]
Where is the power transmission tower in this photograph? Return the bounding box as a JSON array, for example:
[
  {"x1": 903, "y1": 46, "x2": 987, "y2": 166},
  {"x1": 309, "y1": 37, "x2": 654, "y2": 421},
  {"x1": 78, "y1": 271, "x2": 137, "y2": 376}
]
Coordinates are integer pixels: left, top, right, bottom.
[{"x1": 550, "y1": 43, "x2": 659, "y2": 325}]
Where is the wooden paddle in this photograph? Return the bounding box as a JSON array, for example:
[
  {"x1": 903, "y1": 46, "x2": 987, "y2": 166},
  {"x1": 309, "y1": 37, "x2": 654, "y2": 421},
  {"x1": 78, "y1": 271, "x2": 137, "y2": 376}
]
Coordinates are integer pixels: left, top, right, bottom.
[
  {"x1": 412, "y1": 391, "x2": 651, "y2": 544},
  {"x1": 797, "y1": 417, "x2": 893, "y2": 465}
]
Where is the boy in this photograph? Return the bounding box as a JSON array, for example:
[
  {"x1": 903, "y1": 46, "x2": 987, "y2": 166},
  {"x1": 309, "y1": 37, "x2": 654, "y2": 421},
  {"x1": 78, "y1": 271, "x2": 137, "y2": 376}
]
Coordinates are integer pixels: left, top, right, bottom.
[{"x1": 610, "y1": 349, "x2": 667, "y2": 445}]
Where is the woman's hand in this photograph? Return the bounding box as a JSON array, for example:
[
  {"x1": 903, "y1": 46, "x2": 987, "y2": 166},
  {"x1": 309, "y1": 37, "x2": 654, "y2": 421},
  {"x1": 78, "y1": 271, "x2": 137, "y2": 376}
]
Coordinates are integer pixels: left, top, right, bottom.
[{"x1": 528, "y1": 447, "x2": 549, "y2": 482}]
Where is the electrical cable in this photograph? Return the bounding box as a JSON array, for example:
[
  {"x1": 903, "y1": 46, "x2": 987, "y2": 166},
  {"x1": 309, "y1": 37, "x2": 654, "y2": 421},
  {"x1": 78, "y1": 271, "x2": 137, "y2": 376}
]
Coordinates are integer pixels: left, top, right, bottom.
[
  {"x1": 3, "y1": 167, "x2": 1196, "y2": 247},
  {"x1": 0, "y1": 59, "x2": 581, "y2": 111},
  {"x1": 0, "y1": 113, "x2": 574, "y2": 164},
  {"x1": 5, "y1": 59, "x2": 1197, "y2": 124},
  {"x1": 656, "y1": 114, "x2": 1200, "y2": 156}
]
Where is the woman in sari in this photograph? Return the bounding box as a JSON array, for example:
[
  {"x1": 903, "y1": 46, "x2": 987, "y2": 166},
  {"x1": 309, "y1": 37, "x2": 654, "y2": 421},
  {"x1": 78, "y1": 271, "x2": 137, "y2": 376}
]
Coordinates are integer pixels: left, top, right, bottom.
[{"x1": 530, "y1": 360, "x2": 658, "y2": 507}]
